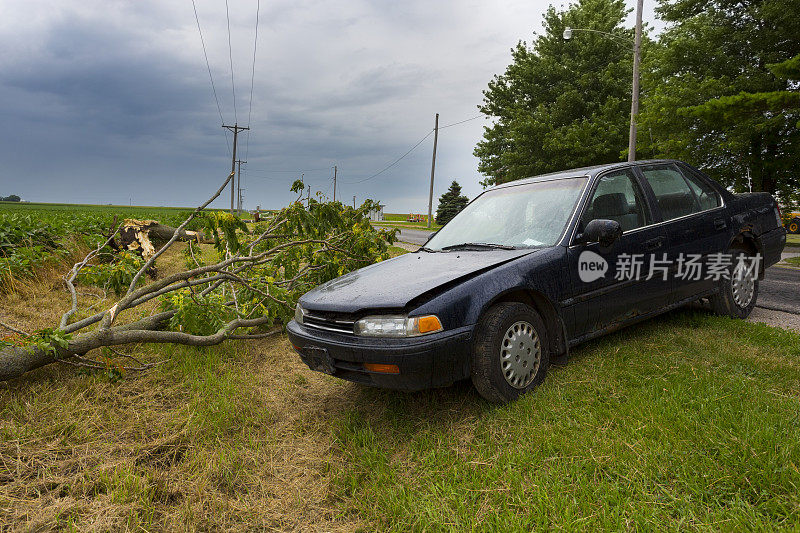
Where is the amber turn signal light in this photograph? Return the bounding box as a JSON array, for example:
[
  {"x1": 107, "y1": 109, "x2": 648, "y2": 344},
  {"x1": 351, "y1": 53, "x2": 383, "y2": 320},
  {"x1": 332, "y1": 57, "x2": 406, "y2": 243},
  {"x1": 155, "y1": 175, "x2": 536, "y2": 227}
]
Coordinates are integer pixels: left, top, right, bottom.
[
  {"x1": 416, "y1": 315, "x2": 443, "y2": 334},
  {"x1": 363, "y1": 363, "x2": 400, "y2": 374}
]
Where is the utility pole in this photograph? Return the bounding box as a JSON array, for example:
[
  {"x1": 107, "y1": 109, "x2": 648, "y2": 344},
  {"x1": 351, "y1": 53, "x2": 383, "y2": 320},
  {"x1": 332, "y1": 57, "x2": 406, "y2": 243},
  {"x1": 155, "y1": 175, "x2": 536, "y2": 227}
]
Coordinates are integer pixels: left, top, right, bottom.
[
  {"x1": 235, "y1": 159, "x2": 246, "y2": 215},
  {"x1": 628, "y1": 0, "x2": 643, "y2": 162},
  {"x1": 222, "y1": 123, "x2": 249, "y2": 214},
  {"x1": 333, "y1": 165, "x2": 338, "y2": 203},
  {"x1": 427, "y1": 113, "x2": 439, "y2": 229},
  {"x1": 353, "y1": 195, "x2": 356, "y2": 208},
  {"x1": 307, "y1": 185, "x2": 311, "y2": 207}
]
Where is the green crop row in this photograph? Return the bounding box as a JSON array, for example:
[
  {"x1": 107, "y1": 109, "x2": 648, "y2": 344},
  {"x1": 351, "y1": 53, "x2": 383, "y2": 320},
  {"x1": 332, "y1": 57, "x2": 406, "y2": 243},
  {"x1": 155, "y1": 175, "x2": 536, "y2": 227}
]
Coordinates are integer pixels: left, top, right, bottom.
[{"x1": 0, "y1": 203, "x2": 208, "y2": 289}]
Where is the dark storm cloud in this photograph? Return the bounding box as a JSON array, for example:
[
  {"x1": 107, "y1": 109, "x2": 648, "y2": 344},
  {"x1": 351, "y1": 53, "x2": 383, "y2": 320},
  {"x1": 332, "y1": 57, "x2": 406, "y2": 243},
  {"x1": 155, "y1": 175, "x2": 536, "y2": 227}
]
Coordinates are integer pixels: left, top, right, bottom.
[{"x1": 0, "y1": 0, "x2": 660, "y2": 211}]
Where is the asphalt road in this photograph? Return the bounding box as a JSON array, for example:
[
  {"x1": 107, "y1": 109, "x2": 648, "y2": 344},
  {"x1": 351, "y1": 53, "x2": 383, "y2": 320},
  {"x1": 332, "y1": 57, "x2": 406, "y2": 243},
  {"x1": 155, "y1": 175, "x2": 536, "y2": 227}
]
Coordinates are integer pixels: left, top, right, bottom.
[
  {"x1": 758, "y1": 266, "x2": 800, "y2": 314},
  {"x1": 391, "y1": 226, "x2": 435, "y2": 245}
]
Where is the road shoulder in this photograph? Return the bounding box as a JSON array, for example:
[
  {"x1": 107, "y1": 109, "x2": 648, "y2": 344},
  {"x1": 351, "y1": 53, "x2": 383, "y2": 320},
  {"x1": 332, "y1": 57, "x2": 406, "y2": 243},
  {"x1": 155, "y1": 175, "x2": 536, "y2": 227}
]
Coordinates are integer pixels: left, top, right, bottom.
[{"x1": 747, "y1": 307, "x2": 800, "y2": 332}]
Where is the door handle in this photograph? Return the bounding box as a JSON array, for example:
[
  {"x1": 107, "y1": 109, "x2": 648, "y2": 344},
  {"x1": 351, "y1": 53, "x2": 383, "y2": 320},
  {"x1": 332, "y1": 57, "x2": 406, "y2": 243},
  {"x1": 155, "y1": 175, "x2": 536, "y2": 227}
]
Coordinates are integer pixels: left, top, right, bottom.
[
  {"x1": 714, "y1": 218, "x2": 727, "y2": 230},
  {"x1": 645, "y1": 237, "x2": 664, "y2": 250}
]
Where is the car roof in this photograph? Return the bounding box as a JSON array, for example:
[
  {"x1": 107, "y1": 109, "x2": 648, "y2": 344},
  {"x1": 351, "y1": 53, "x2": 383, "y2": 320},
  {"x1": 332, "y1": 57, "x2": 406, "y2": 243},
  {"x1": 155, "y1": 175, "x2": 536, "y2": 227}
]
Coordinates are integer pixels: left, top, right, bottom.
[{"x1": 490, "y1": 159, "x2": 680, "y2": 190}]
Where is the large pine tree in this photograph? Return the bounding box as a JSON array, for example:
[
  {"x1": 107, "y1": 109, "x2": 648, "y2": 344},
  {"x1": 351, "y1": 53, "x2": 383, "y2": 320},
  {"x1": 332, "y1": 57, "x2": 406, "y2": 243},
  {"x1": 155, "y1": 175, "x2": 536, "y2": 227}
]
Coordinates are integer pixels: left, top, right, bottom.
[
  {"x1": 639, "y1": 0, "x2": 800, "y2": 202},
  {"x1": 435, "y1": 181, "x2": 469, "y2": 226}
]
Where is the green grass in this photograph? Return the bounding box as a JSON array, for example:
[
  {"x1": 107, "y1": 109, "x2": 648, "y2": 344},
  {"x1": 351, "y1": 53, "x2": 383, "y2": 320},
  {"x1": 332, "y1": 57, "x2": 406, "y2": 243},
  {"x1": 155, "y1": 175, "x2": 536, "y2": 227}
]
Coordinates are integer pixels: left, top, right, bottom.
[
  {"x1": 380, "y1": 213, "x2": 442, "y2": 230},
  {"x1": 383, "y1": 212, "x2": 417, "y2": 222},
  {"x1": 786, "y1": 234, "x2": 800, "y2": 246},
  {"x1": 2, "y1": 226, "x2": 800, "y2": 529},
  {"x1": 387, "y1": 245, "x2": 411, "y2": 257},
  {"x1": 784, "y1": 255, "x2": 800, "y2": 267},
  {"x1": 373, "y1": 221, "x2": 441, "y2": 231},
  {"x1": 331, "y1": 312, "x2": 800, "y2": 530}
]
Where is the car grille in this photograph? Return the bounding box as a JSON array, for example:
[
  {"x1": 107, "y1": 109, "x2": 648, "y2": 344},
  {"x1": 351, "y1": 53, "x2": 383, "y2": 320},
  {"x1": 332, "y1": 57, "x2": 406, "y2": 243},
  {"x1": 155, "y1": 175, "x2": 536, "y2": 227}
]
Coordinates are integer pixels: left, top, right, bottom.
[{"x1": 303, "y1": 310, "x2": 356, "y2": 334}]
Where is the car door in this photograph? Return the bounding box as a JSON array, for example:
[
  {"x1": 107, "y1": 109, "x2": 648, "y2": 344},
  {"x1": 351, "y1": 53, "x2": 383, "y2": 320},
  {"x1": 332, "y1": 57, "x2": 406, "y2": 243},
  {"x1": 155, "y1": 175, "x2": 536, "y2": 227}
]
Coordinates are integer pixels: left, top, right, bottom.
[
  {"x1": 636, "y1": 163, "x2": 728, "y2": 303},
  {"x1": 566, "y1": 168, "x2": 670, "y2": 337}
]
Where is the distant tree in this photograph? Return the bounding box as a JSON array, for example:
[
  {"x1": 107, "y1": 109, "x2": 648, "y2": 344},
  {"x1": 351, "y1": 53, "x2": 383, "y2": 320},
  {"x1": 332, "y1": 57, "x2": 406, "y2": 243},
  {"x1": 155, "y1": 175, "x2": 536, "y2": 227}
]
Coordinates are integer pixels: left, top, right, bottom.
[
  {"x1": 1, "y1": 195, "x2": 21, "y2": 202},
  {"x1": 639, "y1": 0, "x2": 800, "y2": 203},
  {"x1": 474, "y1": 0, "x2": 636, "y2": 186},
  {"x1": 435, "y1": 181, "x2": 469, "y2": 226}
]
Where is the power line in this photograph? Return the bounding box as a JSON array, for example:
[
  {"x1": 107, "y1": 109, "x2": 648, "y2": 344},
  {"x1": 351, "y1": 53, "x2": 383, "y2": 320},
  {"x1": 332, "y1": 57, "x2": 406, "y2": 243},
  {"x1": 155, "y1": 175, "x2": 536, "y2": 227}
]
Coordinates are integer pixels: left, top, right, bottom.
[
  {"x1": 439, "y1": 115, "x2": 483, "y2": 129},
  {"x1": 190, "y1": 0, "x2": 231, "y2": 155},
  {"x1": 225, "y1": 0, "x2": 237, "y2": 124},
  {"x1": 247, "y1": 173, "x2": 332, "y2": 182},
  {"x1": 246, "y1": 168, "x2": 330, "y2": 173},
  {"x1": 322, "y1": 174, "x2": 335, "y2": 197},
  {"x1": 244, "y1": 0, "x2": 260, "y2": 161},
  {"x1": 344, "y1": 129, "x2": 434, "y2": 184},
  {"x1": 340, "y1": 113, "x2": 482, "y2": 184}
]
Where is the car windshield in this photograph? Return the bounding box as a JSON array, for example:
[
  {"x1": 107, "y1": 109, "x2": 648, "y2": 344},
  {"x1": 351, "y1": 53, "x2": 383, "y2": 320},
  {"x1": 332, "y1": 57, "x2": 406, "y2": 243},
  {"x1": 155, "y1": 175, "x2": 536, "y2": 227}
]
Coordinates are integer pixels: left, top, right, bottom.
[{"x1": 424, "y1": 177, "x2": 587, "y2": 250}]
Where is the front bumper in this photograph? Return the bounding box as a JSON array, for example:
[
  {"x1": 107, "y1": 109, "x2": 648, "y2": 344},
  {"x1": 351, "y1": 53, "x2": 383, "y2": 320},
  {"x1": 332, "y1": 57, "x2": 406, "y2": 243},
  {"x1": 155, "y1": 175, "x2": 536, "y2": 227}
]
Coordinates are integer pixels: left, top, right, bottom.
[{"x1": 286, "y1": 320, "x2": 473, "y2": 391}]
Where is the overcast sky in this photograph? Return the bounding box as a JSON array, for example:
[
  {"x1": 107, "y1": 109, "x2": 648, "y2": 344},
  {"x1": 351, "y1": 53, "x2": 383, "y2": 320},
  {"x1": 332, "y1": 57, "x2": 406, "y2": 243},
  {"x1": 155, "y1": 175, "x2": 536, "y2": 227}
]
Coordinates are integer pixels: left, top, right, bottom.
[{"x1": 0, "y1": 0, "x2": 662, "y2": 212}]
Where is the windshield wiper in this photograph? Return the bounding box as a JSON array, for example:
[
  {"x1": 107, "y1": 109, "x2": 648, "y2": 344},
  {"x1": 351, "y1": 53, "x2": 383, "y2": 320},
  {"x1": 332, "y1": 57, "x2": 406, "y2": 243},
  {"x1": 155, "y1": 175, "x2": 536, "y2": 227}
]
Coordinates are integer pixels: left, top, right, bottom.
[
  {"x1": 417, "y1": 246, "x2": 439, "y2": 253},
  {"x1": 440, "y1": 242, "x2": 516, "y2": 251}
]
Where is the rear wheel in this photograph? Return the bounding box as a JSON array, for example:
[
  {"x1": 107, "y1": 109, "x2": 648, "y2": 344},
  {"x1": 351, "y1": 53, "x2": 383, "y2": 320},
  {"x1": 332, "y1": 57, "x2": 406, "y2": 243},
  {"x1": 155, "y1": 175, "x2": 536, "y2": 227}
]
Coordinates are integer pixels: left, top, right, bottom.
[
  {"x1": 471, "y1": 302, "x2": 549, "y2": 404},
  {"x1": 788, "y1": 218, "x2": 800, "y2": 234},
  {"x1": 709, "y1": 247, "x2": 759, "y2": 319}
]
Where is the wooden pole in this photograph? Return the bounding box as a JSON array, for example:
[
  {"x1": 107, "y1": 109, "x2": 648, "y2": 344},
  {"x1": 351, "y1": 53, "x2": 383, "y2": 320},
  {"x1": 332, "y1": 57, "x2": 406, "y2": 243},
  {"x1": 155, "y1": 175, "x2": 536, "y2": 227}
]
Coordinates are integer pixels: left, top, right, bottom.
[
  {"x1": 628, "y1": 0, "x2": 643, "y2": 162},
  {"x1": 222, "y1": 123, "x2": 249, "y2": 214},
  {"x1": 427, "y1": 113, "x2": 439, "y2": 229}
]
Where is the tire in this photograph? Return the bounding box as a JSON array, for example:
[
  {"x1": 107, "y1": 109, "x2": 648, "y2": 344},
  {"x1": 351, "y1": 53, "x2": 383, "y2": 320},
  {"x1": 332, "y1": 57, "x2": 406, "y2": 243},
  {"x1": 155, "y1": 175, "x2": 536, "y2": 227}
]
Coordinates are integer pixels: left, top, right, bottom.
[
  {"x1": 788, "y1": 218, "x2": 800, "y2": 234},
  {"x1": 471, "y1": 302, "x2": 549, "y2": 404},
  {"x1": 709, "y1": 247, "x2": 759, "y2": 319}
]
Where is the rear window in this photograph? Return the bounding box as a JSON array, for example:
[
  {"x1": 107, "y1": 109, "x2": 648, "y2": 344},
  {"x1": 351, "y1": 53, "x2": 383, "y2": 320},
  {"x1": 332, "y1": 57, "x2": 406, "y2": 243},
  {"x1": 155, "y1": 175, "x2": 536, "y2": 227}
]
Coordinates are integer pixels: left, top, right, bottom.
[
  {"x1": 641, "y1": 165, "x2": 700, "y2": 221},
  {"x1": 681, "y1": 167, "x2": 722, "y2": 211}
]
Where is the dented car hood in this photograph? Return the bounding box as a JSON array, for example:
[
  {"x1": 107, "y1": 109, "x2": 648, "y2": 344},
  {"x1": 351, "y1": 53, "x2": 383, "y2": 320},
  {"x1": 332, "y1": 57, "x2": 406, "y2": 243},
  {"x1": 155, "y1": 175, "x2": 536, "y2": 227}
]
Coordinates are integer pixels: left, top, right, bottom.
[{"x1": 299, "y1": 248, "x2": 540, "y2": 313}]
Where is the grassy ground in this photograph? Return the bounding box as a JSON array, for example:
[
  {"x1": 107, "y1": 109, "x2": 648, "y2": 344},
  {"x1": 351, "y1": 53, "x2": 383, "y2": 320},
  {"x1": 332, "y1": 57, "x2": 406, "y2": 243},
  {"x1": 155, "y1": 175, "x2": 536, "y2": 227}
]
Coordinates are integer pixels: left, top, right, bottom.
[
  {"x1": 379, "y1": 213, "x2": 442, "y2": 231},
  {"x1": 786, "y1": 234, "x2": 800, "y2": 247},
  {"x1": 372, "y1": 221, "x2": 441, "y2": 231},
  {"x1": 784, "y1": 255, "x2": 800, "y2": 267},
  {"x1": 1, "y1": 246, "x2": 799, "y2": 529},
  {"x1": 387, "y1": 245, "x2": 411, "y2": 258}
]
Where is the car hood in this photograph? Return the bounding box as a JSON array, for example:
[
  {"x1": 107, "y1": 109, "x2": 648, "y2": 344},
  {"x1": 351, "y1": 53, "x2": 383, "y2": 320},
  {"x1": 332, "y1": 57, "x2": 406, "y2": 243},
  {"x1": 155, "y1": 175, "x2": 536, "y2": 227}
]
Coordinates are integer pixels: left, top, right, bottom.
[{"x1": 299, "y1": 248, "x2": 540, "y2": 313}]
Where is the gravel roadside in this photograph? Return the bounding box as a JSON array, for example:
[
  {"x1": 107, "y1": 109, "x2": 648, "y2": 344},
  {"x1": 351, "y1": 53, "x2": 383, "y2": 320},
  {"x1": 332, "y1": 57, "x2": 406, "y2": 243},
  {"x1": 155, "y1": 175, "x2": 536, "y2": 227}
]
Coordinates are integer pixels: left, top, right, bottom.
[
  {"x1": 747, "y1": 307, "x2": 800, "y2": 332},
  {"x1": 393, "y1": 242, "x2": 420, "y2": 252}
]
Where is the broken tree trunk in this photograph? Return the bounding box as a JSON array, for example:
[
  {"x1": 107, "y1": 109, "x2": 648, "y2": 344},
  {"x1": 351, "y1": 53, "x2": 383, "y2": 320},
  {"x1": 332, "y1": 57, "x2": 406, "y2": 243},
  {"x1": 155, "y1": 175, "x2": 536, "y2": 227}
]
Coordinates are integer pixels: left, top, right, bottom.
[{"x1": 114, "y1": 219, "x2": 207, "y2": 261}]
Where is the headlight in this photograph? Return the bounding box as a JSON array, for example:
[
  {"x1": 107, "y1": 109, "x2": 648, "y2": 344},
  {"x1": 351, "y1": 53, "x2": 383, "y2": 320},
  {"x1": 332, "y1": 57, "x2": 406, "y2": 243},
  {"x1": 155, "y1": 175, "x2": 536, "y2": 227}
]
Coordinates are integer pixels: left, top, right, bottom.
[
  {"x1": 354, "y1": 315, "x2": 443, "y2": 337},
  {"x1": 294, "y1": 303, "x2": 306, "y2": 324}
]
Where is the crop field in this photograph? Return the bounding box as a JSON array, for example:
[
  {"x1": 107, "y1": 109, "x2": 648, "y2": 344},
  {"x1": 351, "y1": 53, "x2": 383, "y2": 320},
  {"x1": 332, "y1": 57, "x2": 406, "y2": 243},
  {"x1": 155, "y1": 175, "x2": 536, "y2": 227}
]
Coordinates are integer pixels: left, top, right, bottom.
[
  {"x1": 0, "y1": 202, "x2": 209, "y2": 291},
  {"x1": 0, "y1": 203, "x2": 799, "y2": 530}
]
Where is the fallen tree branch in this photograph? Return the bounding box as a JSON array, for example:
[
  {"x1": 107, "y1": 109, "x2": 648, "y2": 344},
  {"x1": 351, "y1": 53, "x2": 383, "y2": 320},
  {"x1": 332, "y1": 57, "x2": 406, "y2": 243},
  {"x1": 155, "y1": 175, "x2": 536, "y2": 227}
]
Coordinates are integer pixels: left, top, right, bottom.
[
  {"x1": 0, "y1": 320, "x2": 30, "y2": 337},
  {"x1": 0, "y1": 176, "x2": 395, "y2": 382},
  {"x1": 61, "y1": 224, "x2": 122, "y2": 329}
]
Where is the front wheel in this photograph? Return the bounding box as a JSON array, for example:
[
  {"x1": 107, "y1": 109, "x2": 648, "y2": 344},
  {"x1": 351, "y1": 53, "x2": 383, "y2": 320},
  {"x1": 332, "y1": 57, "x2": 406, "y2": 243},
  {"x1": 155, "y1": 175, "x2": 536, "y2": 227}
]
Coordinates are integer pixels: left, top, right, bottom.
[
  {"x1": 709, "y1": 248, "x2": 759, "y2": 319},
  {"x1": 471, "y1": 302, "x2": 549, "y2": 404}
]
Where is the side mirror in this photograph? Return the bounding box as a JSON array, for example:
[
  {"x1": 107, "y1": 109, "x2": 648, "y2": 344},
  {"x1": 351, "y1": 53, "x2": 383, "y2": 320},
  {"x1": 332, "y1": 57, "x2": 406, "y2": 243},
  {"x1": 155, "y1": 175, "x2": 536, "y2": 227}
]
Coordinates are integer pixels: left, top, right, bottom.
[{"x1": 584, "y1": 219, "x2": 622, "y2": 248}]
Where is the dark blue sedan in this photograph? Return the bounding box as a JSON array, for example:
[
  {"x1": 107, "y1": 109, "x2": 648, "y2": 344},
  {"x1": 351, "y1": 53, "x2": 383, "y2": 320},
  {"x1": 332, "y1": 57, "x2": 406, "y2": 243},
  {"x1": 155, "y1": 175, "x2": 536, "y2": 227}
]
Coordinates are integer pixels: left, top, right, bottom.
[{"x1": 287, "y1": 160, "x2": 786, "y2": 403}]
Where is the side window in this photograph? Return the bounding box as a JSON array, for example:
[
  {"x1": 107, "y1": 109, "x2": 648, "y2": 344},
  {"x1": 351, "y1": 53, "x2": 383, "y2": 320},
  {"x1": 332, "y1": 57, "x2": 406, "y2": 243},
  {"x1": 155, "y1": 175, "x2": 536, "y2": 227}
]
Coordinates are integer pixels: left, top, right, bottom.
[
  {"x1": 641, "y1": 165, "x2": 700, "y2": 221},
  {"x1": 581, "y1": 170, "x2": 650, "y2": 233},
  {"x1": 680, "y1": 167, "x2": 722, "y2": 211}
]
